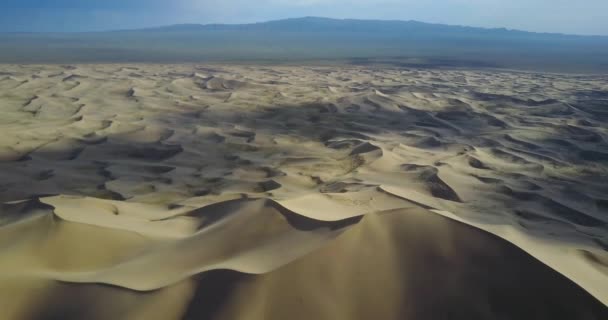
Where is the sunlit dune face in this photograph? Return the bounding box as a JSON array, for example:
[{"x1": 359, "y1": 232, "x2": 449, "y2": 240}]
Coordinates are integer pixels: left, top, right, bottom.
[{"x1": 0, "y1": 64, "x2": 606, "y2": 319}]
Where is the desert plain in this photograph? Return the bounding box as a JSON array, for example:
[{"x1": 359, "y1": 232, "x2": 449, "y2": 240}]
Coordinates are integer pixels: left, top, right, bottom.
[{"x1": 0, "y1": 64, "x2": 607, "y2": 319}]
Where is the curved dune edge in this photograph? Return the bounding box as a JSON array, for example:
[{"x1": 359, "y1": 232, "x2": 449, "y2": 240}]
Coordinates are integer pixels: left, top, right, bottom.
[
  {"x1": 380, "y1": 184, "x2": 608, "y2": 306},
  {"x1": 1, "y1": 200, "x2": 606, "y2": 320},
  {"x1": 431, "y1": 208, "x2": 608, "y2": 308},
  {"x1": 182, "y1": 208, "x2": 607, "y2": 320},
  {"x1": 2, "y1": 196, "x2": 361, "y2": 291},
  {"x1": 0, "y1": 190, "x2": 605, "y2": 308},
  {"x1": 1, "y1": 64, "x2": 608, "y2": 318}
]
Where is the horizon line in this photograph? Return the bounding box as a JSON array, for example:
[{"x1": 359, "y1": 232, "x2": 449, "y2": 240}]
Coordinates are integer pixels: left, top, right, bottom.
[{"x1": 2, "y1": 16, "x2": 608, "y2": 38}]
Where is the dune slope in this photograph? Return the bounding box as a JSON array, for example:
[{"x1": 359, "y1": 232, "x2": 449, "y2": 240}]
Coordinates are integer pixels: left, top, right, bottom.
[{"x1": 0, "y1": 64, "x2": 607, "y2": 319}]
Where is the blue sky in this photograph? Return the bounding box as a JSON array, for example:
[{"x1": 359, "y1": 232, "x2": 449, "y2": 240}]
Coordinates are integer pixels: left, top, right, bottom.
[{"x1": 1, "y1": 0, "x2": 607, "y2": 35}]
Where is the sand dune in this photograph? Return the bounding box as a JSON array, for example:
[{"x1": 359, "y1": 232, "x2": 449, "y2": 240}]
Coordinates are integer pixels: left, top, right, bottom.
[{"x1": 0, "y1": 64, "x2": 607, "y2": 319}]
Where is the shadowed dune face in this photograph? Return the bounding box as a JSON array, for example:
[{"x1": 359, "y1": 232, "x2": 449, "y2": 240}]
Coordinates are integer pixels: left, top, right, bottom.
[
  {"x1": 1, "y1": 65, "x2": 606, "y2": 229},
  {"x1": 0, "y1": 64, "x2": 607, "y2": 319},
  {"x1": 185, "y1": 209, "x2": 608, "y2": 320},
  {"x1": 2, "y1": 208, "x2": 607, "y2": 320}
]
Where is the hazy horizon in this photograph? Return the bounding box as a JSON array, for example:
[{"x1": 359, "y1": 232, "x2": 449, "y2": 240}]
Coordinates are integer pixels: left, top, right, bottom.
[
  {"x1": 1, "y1": 16, "x2": 607, "y2": 73},
  {"x1": 3, "y1": 16, "x2": 607, "y2": 38},
  {"x1": 2, "y1": 0, "x2": 608, "y2": 36}
]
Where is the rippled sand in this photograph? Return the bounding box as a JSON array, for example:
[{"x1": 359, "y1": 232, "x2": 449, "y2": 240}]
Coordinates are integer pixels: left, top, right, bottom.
[{"x1": 0, "y1": 64, "x2": 607, "y2": 319}]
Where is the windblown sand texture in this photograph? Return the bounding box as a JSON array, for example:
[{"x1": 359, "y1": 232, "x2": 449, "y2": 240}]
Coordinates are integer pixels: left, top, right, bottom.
[{"x1": 0, "y1": 64, "x2": 607, "y2": 319}]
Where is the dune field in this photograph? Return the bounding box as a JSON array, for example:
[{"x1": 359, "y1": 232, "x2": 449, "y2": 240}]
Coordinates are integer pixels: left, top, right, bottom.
[{"x1": 0, "y1": 64, "x2": 607, "y2": 319}]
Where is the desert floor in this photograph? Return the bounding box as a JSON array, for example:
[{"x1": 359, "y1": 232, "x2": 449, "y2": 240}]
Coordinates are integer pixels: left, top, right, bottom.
[{"x1": 0, "y1": 64, "x2": 607, "y2": 319}]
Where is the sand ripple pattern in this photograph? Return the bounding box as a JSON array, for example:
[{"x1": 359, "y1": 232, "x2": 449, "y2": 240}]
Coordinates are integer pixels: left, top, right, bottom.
[{"x1": 0, "y1": 64, "x2": 607, "y2": 319}]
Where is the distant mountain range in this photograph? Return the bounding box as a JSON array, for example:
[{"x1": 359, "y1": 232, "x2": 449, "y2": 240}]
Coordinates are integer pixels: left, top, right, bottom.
[
  {"x1": 131, "y1": 17, "x2": 602, "y2": 39},
  {"x1": 1, "y1": 17, "x2": 607, "y2": 73}
]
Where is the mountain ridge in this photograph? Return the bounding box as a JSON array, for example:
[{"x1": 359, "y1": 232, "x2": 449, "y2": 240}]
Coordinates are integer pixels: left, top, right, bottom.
[
  {"x1": 1, "y1": 16, "x2": 607, "y2": 72},
  {"x1": 109, "y1": 17, "x2": 606, "y2": 38},
  {"x1": 10, "y1": 17, "x2": 600, "y2": 39}
]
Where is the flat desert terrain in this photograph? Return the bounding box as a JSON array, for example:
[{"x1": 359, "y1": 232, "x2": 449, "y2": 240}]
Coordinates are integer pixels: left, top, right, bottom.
[{"x1": 0, "y1": 64, "x2": 607, "y2": 319}]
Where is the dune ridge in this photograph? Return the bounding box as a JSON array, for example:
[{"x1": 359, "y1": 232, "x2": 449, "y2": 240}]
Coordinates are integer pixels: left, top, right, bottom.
[{"x1": 0, "y1": 64, "x2": 607, "y2": 319}]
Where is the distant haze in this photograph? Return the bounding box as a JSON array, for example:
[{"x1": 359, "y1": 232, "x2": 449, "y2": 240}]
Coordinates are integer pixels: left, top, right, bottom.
[
  {"x1": 1, "y1": 0, "x2": 607, "y2": 36},
  {"x1": 1, "y1": 17, "x2": 607, "y2": 74}
]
